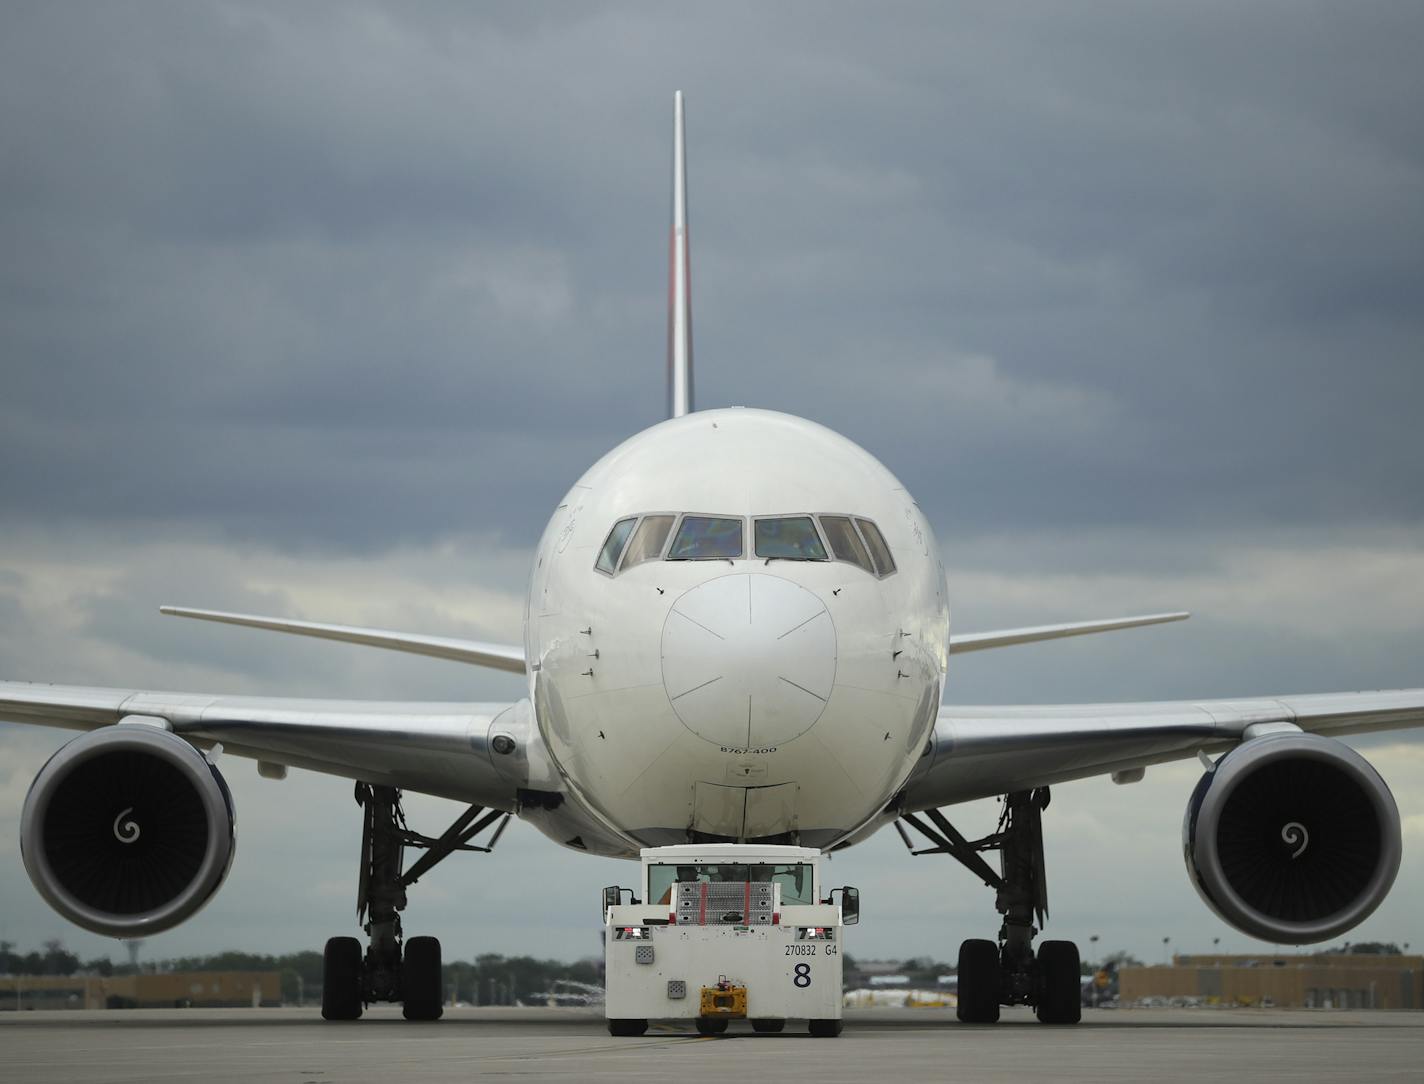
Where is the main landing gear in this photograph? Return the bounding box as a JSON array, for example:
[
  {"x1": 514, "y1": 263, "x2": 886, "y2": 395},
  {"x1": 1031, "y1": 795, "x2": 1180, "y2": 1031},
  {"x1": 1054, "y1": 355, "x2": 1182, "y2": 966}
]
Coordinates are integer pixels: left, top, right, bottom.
[
  {"x1": 321, "y1": 782, "x2": 511, "y2": 1021},
  {"x1": 897, "y1": 787, "x2": 1082, "y2": 1026}
]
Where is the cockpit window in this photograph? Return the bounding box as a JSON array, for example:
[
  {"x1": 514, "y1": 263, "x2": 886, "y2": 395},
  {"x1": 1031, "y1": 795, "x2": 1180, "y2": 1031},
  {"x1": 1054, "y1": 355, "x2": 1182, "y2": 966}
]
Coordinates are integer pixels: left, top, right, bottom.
[
  {"x1": 622, "y1": 514, "x2": 676, "y2": 569},
  {"x1": 595, "y1": 517, "x2": 637, "y2": 575},
  {"x1": 754, "y1": 516, "x2": 827, "y2": 560},
  {"x1": 819, "y1": 515, "x2": 874, "y2": 573},
  {"x1": 856, "y1": 518, "x2": 896, "y2": 576},
  {"x1": 668, "y1": 515, "x2": 744, "y2": 559},
  {"x1": 597, "y1": 511, "x2": 891, "y2": 575}
]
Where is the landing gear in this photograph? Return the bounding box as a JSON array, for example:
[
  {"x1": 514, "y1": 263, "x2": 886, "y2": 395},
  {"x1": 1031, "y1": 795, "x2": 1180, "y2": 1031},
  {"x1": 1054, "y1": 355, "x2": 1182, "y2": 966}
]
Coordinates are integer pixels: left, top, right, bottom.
[
  {"x1": 807, "y1": 1018, "x2": 843, "y2": 1037},
  {"x1": 899, "y1": 787, "x2": 1080, "y2": 1026},
  {"x1": 751, "y1": 1018, "x2": 785, "y2": 1033},
  {"x1": 320, "y1": 782, "x2": 510, "y2": 1022},
  {"x1": 695, "y1": 1016, "x2": 729, "y2": 1036},
  {"x1": 402, "y1": 936, "x2": 443, "y2": 1021},
  {"x1": 358, "y1": 783, "x2": 408, "y2": 1010},
  {"x1": 955, "y1": 938, "x2": 1000, "y2": 1023},
  {"x1": 1035, "y1": 941, "x2": 1082, "y2": 1025},
  {"x1": 321, "y1": 936, "x2": 363, "y2": 1020}
]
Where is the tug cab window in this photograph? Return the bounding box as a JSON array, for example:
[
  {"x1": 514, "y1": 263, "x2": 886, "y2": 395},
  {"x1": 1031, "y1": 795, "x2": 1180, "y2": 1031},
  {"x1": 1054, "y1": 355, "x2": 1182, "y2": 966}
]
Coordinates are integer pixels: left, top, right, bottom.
[
  {"x1": 754, "y1": 516, "x2": 828, "y2": 560},
  {"x1": 668, "y1": 515, "x2": 744, "y2": 560},
  {"x1": 647, "y1": 862, "x2": 815, "y2": 906},
  {"x1": 622, "y1": 514, "x2": 676, "y2": 569},
  {"x1": 818, "y1": 515, "x2": 874, "y2": 573},
  {"x1": 595, "y1": 517, "x2": 637, "y2": 575}
]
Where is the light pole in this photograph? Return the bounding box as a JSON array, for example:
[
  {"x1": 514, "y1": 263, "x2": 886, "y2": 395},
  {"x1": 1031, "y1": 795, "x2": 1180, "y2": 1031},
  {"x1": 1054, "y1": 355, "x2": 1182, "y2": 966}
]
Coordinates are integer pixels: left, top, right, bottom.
[
  {"x1": 1162, "y1": 937, "x2": 1171, "y2": 965},
  {"x1": 1088, "y1": 935, "x2": 1101, "y2": 1007}
]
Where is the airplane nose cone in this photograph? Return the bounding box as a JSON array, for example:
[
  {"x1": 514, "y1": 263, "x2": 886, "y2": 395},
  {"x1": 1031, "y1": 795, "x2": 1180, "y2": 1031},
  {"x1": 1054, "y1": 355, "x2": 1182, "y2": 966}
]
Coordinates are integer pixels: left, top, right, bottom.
[{"x1": 661, "y1": 573, "x2": 837, "y2": 748}]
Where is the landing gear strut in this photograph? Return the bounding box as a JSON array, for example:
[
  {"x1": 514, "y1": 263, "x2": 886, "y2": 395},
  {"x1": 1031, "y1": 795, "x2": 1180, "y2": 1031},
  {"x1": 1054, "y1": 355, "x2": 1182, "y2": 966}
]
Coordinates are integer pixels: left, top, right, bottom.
[
  {"x1": 321, "y1": 782, "x2": 510, "y2": 1021},
  {"x1": 897, "y1": 787, "x2": 1081, "y2": 1025}
]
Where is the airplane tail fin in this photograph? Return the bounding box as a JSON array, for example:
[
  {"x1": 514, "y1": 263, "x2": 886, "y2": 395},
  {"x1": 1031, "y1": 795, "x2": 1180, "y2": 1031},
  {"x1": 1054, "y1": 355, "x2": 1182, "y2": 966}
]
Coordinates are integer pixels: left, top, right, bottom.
[{"x1": 667, "y1": 90, "x2": 693, "y2": 419}]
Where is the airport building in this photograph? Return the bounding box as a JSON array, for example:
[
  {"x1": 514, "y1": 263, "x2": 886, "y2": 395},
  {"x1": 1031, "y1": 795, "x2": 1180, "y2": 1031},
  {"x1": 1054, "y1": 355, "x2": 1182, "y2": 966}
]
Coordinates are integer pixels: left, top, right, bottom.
[
  {"x1": 1120, "y1": 954, "x2": 1422, "y2": 1010},
  {"x1": 0, "y1": 971, "x2": 281, "y2": 1011}
]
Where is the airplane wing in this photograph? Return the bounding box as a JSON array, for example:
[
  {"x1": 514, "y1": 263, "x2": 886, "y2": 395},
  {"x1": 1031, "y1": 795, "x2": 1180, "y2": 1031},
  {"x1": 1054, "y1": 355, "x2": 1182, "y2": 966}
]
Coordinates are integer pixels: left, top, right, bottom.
[
  {"x1": 902, "y1": 689, "x2": 1424, "y2": 810},
  {"x1": 158, "y1": 606, "x2": 527, "y2": 674},
  {"x1": 0, "y1": 681, "x2": 539, "y2": 809}
]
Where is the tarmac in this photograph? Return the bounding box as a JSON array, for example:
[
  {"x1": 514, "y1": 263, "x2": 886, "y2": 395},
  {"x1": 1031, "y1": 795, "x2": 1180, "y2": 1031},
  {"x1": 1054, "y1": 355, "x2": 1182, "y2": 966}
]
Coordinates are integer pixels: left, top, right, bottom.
[{"x1": 1, "y1": 1005, "x2": 1421, "y2": 1082}]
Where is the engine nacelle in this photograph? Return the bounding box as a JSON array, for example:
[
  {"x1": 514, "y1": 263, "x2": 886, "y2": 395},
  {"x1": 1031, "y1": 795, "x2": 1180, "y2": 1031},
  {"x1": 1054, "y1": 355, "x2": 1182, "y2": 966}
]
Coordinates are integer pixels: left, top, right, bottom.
[
  {"x1": 21, "y1": 724, "x2": 236, "y2": 937},
  {"x1": 1183, "y1": 731, "x2": 1400, "y2": 944}
]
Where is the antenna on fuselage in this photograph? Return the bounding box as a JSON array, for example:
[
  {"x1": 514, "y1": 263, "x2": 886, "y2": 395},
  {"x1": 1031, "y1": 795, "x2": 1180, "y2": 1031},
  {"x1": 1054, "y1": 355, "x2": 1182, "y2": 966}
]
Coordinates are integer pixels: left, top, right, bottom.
[{"x1": 667, "y1": 90, "x2": 693, "y2": 419}]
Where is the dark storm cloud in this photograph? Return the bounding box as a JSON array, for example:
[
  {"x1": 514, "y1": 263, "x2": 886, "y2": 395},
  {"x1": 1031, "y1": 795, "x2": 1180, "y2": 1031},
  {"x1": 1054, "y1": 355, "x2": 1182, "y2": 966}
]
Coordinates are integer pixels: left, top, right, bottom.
[{"x1": 1, "y1": 1, "x2": 1421, "y2": 553}]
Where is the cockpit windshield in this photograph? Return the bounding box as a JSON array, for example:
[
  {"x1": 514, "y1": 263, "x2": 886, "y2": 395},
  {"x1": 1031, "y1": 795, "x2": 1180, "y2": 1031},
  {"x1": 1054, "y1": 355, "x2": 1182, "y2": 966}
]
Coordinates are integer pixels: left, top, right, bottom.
[
  {"x1": 754, "y1": 516, "x2": 828, "y2": 560},
  {"x1": 819, "y1": 515, "x2": 874, "y2": 573},
  {"x1": 595, "y1": 517, "x2": 637, "y2": 574},
  {"x1": 667, "y1": 515, "x2": 744, "y2": 559},
  {"x1": 594, "y1": 513, "x2": 894, "y2": 577},
  {"x1": 856, "y1": 518, "x2": 896, "y2": 576},
  {"x1": 622, "y1": 514, "x2": 676, "y2": 569}
]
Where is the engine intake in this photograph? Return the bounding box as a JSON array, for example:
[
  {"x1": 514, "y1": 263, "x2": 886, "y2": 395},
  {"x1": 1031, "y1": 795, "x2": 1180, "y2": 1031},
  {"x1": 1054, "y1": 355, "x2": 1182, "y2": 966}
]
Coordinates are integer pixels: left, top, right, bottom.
[
  {"x1": 1183, "y1": 732, "x2": 1400, "y2": 944},
  {"x1": 21, "y1": 725, "x2": 236, "y2": 937}
]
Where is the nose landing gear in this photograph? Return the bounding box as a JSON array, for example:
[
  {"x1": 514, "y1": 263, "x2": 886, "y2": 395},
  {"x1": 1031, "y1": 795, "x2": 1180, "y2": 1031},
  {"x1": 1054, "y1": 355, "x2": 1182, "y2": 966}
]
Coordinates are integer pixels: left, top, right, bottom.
[
  {"x1": 321, "y1": 782, "x2": 510, "y2": 1021},
  {"x1": 897, "y1": 787, "x2": 1081, "y2": 1025}
]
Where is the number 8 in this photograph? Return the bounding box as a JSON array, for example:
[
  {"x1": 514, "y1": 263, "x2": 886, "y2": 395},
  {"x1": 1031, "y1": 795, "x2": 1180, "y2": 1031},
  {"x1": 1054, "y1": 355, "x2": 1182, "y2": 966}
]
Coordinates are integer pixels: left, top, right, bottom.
[{"x1": 793, "y1": 962, "x2": 811, "y2": 988}]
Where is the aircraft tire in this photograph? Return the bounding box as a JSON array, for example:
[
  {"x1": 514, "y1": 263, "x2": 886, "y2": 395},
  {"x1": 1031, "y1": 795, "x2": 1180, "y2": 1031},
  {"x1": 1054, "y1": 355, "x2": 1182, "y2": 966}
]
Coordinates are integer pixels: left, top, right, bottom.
[
  {"x1": 808, "y1": 1018, "x2": 843, "y2": 1037},
  {"x1": 321, "y1": 936, "x2": 364, "y2": 1021},
  {"x1": 751, "y1": 1018, "x2": 786, "y2": 1033},
  {"x1": 695, "y1": 1016, "x2": 729, "y2": 1035},
  {"x1": 956, "y1": 938, "x2": 1001, "y2": 1023},
  {"x1": 401, "y1": 936, "x2": 444, "y2": 1021},
  {"x1": 608, "y1": 1018, "x2": 649, "y2": 1036},
  {"x1": 1035, "y1": 940, "x2": 1082, "y2": 1025}
]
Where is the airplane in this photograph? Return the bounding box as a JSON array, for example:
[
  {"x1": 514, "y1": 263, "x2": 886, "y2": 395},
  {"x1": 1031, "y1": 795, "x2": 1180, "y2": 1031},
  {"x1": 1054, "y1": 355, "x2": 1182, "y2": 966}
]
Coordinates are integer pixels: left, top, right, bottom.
[{"x1": 3, "y1": 91, "x2": 1422, "y2": 1028}]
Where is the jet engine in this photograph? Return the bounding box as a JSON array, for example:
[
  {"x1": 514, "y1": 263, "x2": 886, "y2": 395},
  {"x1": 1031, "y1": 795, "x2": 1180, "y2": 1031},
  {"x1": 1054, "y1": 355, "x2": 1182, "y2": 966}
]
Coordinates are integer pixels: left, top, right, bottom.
[
  {"x1": 1183, "y1": 731, "x2": 1400, "y2": 944},
  {"x1": 20, "y1": 724, "x2": 236, "y2": 937}
]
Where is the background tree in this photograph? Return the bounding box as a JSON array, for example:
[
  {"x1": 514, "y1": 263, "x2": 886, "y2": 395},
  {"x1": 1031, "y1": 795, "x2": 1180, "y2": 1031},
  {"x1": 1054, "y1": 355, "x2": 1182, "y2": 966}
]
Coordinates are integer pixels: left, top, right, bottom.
[
  {"x1": 1099, "y1": 950, "x2": 1143, "y2": 973},
  {"x1": 41, "y1": 939, "x2": 80, "y2": 975}
]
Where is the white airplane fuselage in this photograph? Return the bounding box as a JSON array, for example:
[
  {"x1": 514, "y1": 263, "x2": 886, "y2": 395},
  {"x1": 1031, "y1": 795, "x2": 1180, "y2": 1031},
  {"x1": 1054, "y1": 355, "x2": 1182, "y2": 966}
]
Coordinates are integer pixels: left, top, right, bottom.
[{"x1": 524, "y1": 407, "x2": 949, "y2": 851}]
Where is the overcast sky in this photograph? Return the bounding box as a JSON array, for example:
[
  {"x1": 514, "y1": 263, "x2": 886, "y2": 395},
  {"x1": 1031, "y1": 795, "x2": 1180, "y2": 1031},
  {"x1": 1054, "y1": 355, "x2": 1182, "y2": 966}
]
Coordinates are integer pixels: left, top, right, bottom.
[{"x1": 2, "y1": 1, "x2": 1422, "y2": 969}]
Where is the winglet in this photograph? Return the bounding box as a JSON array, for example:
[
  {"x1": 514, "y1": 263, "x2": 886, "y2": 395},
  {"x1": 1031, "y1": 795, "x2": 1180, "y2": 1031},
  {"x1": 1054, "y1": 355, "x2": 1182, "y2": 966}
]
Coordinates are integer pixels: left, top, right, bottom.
[{"x1": 667, "y1": 90, "x2": 694, "y2": 419}]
